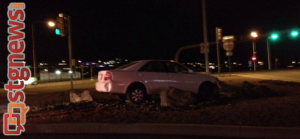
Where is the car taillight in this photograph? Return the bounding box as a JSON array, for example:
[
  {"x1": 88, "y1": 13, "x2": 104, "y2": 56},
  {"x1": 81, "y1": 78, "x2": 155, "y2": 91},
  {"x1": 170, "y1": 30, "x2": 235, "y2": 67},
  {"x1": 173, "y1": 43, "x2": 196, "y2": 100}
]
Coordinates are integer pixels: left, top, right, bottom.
[{"x1": 104, "y1": 72, "x2": 112, "y2": 81}]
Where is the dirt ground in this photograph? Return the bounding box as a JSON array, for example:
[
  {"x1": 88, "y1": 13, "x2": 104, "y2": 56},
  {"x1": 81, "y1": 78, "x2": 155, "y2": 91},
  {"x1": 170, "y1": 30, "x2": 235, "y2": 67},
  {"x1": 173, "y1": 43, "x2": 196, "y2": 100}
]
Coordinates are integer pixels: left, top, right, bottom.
[{"x1": 1, "y1": 75, "x2": 300, "y2": 127}]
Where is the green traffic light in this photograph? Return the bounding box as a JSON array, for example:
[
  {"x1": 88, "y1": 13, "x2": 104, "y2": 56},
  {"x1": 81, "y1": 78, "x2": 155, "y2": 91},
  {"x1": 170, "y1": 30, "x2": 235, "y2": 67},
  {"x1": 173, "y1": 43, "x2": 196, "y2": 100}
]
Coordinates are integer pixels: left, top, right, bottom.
[
  {"x1": 55, "y1": 28, "x2": 61, "y2": 35},
  {"x1": 270, "y1": 34, "x2": 278, "y2": 40},
  {"x1": 291, "y1": 31, "x2": 298, "y2": 37}
]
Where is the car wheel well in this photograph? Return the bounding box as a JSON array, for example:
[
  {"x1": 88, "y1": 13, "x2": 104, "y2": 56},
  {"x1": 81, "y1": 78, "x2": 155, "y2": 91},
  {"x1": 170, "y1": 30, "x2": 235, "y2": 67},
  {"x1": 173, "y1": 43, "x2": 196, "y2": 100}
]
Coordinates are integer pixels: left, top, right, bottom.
[
  {"x1": 198, "y1": 81, "x2": 215, "y2": 91},
  {"x1": 198, "y1": 81, "x2": 218, "y2": 101}
]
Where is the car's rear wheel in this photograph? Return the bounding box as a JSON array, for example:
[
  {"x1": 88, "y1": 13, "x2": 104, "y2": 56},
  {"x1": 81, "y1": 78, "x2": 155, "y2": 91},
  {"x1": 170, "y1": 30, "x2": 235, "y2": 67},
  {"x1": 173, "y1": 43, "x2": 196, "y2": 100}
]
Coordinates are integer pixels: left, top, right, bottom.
[{"x1": 126, "y1": 86, "x2": 146, "y2": 104}]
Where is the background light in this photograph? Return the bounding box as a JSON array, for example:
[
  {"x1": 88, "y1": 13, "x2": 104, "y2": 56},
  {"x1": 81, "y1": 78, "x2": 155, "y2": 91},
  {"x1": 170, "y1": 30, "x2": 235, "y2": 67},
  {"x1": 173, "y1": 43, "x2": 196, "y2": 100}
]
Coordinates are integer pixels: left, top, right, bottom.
[
  {"x1": 251, "y1": 32, "x2": 258, "y2": 38},
  {"x1": 48, "y1": 21, "x2": 55, "y2": 27},
  {"x1": 271, "y1": 34, "x2": 279, "y2": 40},
  {"x1": 55, "y1": 70, "x2": 61, "y2": 74}
]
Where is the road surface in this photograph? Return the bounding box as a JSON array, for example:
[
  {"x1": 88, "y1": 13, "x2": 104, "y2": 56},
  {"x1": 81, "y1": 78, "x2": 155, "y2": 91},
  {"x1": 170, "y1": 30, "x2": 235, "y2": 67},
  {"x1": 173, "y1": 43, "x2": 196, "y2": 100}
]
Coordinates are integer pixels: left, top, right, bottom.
[
  {"x1": 213, "y1": 69, "x2": 300, "y2": 82},
  {"x1": 0, "y1": 79, "x2": 97, "y2": 95}
]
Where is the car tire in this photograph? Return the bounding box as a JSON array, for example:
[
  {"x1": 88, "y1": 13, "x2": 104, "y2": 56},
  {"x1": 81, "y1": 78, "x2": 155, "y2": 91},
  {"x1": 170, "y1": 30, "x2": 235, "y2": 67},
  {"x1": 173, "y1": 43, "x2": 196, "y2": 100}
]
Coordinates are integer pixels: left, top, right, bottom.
[
  {"x1": 198, "y1": 82, "x2": 218, "y2": 101},
  {"x1": 126, "y1": 86, "x2": 146, "y2": 104}
]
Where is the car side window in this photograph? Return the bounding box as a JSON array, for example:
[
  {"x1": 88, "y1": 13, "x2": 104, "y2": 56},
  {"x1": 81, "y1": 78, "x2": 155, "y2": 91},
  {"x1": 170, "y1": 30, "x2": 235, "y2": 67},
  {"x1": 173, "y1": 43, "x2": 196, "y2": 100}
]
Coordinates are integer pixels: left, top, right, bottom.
[
  {"x1": 166, "y1": 62, "x2": 188, "y2": 73},
  {"x1": 139, "y1": 62, "x2": 166, "y2": 72}
]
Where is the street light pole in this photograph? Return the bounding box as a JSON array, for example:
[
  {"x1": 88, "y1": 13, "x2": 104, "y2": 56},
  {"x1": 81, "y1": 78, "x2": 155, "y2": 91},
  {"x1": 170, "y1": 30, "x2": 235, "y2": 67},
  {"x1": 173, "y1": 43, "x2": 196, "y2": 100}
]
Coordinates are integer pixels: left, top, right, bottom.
[
  {"x1": 31, "y1": 22, "x2": 37, "y2": 78},
  {"x1": 267, "y1": 38, "x2": 271, "y2": 70},
  {"x1": 250, "y1": 31, "x2": 258, "y2": 71},
  {"x1": 202, "y1": 0, "x2": 209, "y2": 75}
]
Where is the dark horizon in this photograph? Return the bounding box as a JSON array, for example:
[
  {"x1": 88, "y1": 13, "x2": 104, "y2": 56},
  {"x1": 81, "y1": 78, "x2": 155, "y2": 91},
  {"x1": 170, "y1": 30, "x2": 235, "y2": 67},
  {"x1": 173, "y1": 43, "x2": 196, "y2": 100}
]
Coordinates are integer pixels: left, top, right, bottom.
[{"x1": 0, "y1": 0, "x2": 300, "y2": 67}]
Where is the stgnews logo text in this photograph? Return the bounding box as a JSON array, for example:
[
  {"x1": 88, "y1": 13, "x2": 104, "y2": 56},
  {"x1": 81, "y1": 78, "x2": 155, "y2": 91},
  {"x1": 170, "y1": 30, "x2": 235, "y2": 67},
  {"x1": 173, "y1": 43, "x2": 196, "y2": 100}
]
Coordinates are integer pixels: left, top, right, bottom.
[{"x1": 3, "y1": 2, "x2": 30, "y2": 136}]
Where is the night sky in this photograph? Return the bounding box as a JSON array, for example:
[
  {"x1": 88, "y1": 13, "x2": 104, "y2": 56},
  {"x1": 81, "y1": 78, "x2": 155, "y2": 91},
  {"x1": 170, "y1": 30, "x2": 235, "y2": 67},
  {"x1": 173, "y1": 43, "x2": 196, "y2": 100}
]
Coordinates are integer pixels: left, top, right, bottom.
[{"x1": 0, "y1": 0, "x2": 300, "y2": 67}]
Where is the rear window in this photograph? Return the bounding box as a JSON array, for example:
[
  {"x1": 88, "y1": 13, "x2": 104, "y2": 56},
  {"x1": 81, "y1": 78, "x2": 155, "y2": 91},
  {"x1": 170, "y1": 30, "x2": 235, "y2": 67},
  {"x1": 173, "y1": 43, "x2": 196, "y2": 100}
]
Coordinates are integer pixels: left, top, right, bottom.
[{"x1": 114, "y1": 62, "x2": 138, "y2": 70}]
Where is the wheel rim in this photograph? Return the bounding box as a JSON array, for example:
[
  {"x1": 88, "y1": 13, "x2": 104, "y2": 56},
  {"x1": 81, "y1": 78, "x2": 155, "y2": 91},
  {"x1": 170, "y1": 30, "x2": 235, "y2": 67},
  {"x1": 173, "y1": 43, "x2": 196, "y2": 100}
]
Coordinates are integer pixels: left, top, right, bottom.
[{"x1": 131, "y1": 89, "x2": 144, "y2": 102}]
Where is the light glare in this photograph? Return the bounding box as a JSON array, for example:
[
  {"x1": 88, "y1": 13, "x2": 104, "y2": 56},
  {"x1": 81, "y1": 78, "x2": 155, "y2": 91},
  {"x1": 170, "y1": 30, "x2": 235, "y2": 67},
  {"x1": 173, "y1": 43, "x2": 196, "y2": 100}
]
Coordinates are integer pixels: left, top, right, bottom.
[
  {"x1": 55, "y1": 70, "x2": 61, "y2": 74},
  {"x1": 291, "y1": 31, "x2": 298, "y2": 37},
  {"x1": 48, "y1": 21, "x2": 55, "y2": 27},
  {"x1": 251, "y1": 32, "x2": 258, "y2": 38}
]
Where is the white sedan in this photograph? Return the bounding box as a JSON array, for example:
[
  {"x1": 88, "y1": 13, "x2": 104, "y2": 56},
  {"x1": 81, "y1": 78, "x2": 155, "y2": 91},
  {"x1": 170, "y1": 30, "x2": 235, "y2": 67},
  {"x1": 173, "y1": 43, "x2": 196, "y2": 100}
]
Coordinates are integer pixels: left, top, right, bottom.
[{"x1": 95, "y1": 60, "x2": 219, "y2": 104}]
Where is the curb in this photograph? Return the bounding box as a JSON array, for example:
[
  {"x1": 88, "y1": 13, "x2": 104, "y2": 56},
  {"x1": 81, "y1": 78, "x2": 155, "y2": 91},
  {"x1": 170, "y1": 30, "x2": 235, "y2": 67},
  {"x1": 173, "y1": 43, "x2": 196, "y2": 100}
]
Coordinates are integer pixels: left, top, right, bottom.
[{"x1": 2, "y1": 123, "x2": 299, "y2": 138}]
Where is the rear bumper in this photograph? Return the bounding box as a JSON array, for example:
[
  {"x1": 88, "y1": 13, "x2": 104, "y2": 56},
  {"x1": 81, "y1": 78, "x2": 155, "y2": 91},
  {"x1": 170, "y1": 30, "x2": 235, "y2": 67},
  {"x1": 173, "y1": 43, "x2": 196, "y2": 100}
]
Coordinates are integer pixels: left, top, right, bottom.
[{"x1": 95, "y1": 81, "x2": 126, "y2": 94}]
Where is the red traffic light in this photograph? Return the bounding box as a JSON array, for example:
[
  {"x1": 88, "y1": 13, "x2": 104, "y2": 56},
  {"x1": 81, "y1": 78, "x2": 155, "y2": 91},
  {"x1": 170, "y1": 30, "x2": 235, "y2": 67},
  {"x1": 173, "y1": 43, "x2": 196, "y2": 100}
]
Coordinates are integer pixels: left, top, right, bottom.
[{"x1": 252, "y1": 57, "x2": 257, "y2": 61}]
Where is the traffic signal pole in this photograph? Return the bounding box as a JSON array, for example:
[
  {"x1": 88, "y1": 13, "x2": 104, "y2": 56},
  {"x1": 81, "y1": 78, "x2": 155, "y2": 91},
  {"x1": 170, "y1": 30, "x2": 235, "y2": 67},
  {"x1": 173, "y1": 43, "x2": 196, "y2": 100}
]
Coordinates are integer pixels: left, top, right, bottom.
[
  {"x1": 267, "y1": 38, "x2": 271, "y2": 70},
  {"x1": 67, "y1": 15, "x2": 74, "y2": 90},
  {"x1": 56, "y1": 13, "x2": 74, "y2": 89},
  {"x1": 216, "y1": 27, "x2": 221, "y2": 75}
]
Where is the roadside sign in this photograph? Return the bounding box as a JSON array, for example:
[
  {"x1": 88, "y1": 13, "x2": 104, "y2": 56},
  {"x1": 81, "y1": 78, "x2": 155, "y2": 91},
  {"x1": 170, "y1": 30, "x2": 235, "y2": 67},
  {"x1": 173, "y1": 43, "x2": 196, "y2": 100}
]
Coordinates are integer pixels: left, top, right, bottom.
[{"x1": 222, "y1": 36, "x2": 235, "y2": 51}]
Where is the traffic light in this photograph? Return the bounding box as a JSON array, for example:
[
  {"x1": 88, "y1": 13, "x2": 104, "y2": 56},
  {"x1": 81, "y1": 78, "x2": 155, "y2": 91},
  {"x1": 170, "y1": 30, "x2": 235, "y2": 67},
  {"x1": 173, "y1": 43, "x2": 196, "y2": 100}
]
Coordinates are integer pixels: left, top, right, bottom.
[
  {"x1": 56, "y1": 13, "x2": 66, "y2": 37},
  {"x1": 291, "y1": 30, "x2": 299, "y2": 37},
  {"x1": 216, "y1": 28, "x2": 222, "y2": 41},
  {"x1": 252, "y1": 56, "x2": 257, "y2": 61},
  {"x1": 270, "y1": 33, "x2": 279, "y2": 40},
  {"x1": 55, "y1": 28, "x2": 61, "y2": 35}
]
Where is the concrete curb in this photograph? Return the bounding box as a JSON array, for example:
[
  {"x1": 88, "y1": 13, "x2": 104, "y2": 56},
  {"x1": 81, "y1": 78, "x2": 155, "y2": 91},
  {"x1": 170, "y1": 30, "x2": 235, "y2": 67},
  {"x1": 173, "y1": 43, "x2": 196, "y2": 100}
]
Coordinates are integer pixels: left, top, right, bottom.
[{"x1": 2, "y1": 123, "x2": 299, "y2": 138}]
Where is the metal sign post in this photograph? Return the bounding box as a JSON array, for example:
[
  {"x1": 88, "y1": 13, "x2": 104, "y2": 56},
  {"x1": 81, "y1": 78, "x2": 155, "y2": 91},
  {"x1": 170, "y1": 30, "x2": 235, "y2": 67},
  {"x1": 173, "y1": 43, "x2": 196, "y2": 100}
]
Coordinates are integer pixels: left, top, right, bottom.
[{"x1": 222, "y1": 36, "x2": 235, "y2": 75}]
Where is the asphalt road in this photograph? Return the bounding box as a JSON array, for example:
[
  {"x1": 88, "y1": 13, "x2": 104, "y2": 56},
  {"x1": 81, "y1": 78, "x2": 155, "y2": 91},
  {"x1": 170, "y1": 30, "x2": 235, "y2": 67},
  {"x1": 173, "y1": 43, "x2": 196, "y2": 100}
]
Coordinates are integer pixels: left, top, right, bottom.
[
  {"x1": 213, "y1": 68, "x2": 300, "y2": 82},
  {"x1": 0, "y1": 79, "x2": 97, "y2": 95}
]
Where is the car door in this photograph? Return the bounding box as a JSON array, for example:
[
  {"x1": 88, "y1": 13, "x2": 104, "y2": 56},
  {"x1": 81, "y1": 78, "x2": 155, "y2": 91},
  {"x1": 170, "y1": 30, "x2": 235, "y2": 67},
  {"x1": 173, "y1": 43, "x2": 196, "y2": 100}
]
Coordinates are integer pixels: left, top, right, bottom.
[
  {"x1": 137, "y1": 61, "x2": 169, "y2": 94},
  {"x1": 165, "y1": 62, "x2": 198, "y2": 92}
]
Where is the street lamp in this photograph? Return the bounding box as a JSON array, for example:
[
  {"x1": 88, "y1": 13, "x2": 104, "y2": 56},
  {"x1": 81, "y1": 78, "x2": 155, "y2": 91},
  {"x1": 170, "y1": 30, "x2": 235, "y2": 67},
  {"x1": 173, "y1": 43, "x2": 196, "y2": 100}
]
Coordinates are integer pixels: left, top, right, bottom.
[
  {"x1": 250, "y1": 31, "x2": 258, "y2": 71},
  {"x1": 48, "y1": 21, "x2": 55, "y2": 27},
  {"x1": 31, "y1": 21, "x2": 55, "y2": 78}
]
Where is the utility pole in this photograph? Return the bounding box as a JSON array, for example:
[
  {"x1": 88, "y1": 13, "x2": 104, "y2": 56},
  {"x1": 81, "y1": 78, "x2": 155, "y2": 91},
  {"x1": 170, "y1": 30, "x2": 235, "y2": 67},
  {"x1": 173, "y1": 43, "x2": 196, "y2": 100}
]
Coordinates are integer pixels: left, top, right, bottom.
[{"x1": 202, "y1": 0, "x2": 209, "y2": 75}]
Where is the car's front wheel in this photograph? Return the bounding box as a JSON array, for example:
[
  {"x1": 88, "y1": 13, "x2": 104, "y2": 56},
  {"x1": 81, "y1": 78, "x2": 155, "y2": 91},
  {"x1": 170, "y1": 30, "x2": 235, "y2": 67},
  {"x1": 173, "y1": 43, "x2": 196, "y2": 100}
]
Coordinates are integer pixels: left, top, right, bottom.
[{"x1": 126, "y1": 86, "x2": 146, "y2": 104}]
